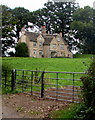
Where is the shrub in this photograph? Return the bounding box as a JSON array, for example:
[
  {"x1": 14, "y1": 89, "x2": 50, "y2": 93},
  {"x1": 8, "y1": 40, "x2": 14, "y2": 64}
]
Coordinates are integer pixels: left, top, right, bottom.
[
  {"x1": 81, "y1": 57, "x2": 95, "y2": 107},
  {"x1": 75, "y1": 57, "x2": 95, "y2": 119},
  {"x1": 2, "y1": 62, "x2": 13, "y2": 93},
  {"x1": 2, "y1": 62, "x2": 13, "y2": 77},
  {"x1": 73, "y1": 54, "x2": 95, "y2": 58},
  {"x1": 15, "y1": 42, "x2": 29, "y2": 57}
]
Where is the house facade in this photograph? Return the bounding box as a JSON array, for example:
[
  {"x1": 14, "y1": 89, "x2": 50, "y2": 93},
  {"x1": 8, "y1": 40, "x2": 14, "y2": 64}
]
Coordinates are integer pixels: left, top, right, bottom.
[{"x1": 19, "y1": 27, "x2": 73, "y2": 58}]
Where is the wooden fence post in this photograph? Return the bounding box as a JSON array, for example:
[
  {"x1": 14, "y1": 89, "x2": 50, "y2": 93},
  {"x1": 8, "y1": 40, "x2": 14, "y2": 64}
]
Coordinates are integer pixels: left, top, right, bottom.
[
  {"x1": 11, "y1": 69, "x2": 16, "y2": 91},
  {"x1": 41, "y1": 72, "x2": 44, "y2": 98}
]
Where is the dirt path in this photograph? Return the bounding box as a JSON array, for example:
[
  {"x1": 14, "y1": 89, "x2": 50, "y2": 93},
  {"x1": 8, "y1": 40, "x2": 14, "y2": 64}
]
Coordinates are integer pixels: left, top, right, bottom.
[
  {"x1": 2, "y1": 93, "x2": 70, "y2": 118},
  {"x1": 2, "y1": 103, "x2": 21, "y2": 118}
]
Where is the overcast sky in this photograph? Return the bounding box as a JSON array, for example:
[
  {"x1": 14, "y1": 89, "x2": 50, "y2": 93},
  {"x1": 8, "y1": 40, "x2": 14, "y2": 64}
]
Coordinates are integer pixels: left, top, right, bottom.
[{"x1": 1, "y1": 0, "x2": 94, "y2": 11}]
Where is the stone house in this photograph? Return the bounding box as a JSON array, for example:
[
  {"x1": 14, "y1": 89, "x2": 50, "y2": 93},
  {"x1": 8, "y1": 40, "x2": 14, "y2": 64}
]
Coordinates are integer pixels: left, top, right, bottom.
[{"x1": 19, "y1": 27, "x2": 73, "y2": 58}]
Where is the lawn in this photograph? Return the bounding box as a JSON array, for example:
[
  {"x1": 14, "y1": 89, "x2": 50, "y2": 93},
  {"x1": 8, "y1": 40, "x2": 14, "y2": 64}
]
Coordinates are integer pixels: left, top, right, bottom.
[{"x1": 2, "y1": 57, "x2": 91, "y2": 72}]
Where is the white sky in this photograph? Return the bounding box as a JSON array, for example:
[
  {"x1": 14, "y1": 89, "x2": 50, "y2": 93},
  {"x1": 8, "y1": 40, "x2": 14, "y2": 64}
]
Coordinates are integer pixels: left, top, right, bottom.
[{"x1": 1, "y1": 0, "x2": 94, "y2": 11}]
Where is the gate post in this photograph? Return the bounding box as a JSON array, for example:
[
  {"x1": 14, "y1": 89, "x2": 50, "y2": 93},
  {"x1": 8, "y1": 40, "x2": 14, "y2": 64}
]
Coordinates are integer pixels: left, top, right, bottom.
[
  {"x1": 41, "y1": 72, "x2": 45, "y2": 98},
  {"x1": 11, "y1": 69, "x2": 16, "y2": 91}
]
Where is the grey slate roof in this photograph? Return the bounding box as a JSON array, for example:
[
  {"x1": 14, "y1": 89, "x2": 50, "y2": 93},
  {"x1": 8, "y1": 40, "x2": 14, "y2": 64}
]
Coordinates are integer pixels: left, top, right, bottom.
[
  {"x1": 25, "y1": 32, "x2": 39, "y2": 42},
  {"x1": 25, "y1": 31, "x2": 67, "y2": 45},
  {"x1": 25, "y1": 32, "x2": 55, "y2": 44}
]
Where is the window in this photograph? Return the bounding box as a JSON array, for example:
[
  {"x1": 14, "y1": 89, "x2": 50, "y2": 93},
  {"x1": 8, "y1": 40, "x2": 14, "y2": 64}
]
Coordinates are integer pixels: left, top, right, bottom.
[
  {"x1": 52, "y1": 44, "x2": 56, "y2": 48},
  {"x1": 60, "y1": 44, "x2": 64, "y2": 49},
  {"x1": 33, "y1": 50, "x2": 36, "y2": 54},
  {"x1": 39, "y1": 42, "x2": 43, "y2": 47},
  {"x1": 39, "y1": 50, "x2": 43, "y2": 55},
  {"x1": 33, "y1": 42, "x2": 37, "y2": 47}
]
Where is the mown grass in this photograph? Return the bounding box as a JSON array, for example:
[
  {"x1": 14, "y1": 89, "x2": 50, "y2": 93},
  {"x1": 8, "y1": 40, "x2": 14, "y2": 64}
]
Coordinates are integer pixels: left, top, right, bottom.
[{"x1": 2, "y1": 57, "x2": 91, "y2": 72}]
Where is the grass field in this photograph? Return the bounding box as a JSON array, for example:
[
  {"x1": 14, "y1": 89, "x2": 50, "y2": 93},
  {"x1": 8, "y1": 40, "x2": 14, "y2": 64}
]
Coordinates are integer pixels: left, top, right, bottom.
[
  {"x1": 2, "y1": 57, "x2": 91, "y2": 93},
  {"x1": 2, "y1": 57, "x2": 91, "y2": 72}
]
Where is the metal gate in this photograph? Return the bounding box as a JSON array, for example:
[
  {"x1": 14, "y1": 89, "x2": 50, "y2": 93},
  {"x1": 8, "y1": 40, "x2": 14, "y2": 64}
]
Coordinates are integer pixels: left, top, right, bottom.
[{"x1": 13, "y1": 69, "x2": 85, "y2": 103}]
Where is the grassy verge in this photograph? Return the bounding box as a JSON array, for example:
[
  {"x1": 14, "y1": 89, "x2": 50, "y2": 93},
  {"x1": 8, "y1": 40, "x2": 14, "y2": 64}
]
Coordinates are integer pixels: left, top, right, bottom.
[{"x1": 49, "y1": 103, "x2": 80, "y2": 119}]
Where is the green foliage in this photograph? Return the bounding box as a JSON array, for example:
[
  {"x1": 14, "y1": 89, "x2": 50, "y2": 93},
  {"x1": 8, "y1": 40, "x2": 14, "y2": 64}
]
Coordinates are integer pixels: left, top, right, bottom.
[
  {"x1": 1, "y1": 5, "x2": 17, "y2": 55},
  {"x1": 2, "y1": 62, "x2": 13, "y2": 77},
  {"x1": 71, "y1": 6, "x2": 95, "y2": 54},
  {"x1": 81, "y1": 57, "x2": 95, "y2": 106},
  {"x1": 15, "y1": 42, "x2": 29, "y2": 57},
  {"x1": 2, "y1": 62, "x2": 13, "y2": 93},
  {"x1": 74, "y1": 57, "x2": 95, "y2": 119},
  {"x1": 12, "y1": 7, "x2": 31, "y2": 39},
  {"x1": 73, "y1": 54, "x2": 95, "y2": 58}
]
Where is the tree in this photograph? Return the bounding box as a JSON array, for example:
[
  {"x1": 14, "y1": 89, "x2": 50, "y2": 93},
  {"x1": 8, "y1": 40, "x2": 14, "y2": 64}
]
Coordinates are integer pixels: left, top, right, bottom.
[
  {"x1": 71, "y1": 6, "x2": 95, "y2": 54},
  {"x1": 31, "y1": 1, "x2": 79, "y2": 50},
  {"x1": 15, "y1": 42, "x2": 29, "y2": 57},
  {"x1": 1, "y1": 5, "x2": 17, "y2": 55},
  {"x1": 12, "y1": 7, "x2": 32, "y2": 40}
]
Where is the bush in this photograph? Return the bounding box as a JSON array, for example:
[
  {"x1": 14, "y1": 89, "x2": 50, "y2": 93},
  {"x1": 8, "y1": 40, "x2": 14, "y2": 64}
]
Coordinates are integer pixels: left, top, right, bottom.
[
  {"x1": 15, "y1": 42, "x2": 29, "y2": 57},
  {"x1": 2, "y1": 62, "x2": 13, "y2": 93},
  {"x1": 81, "y1": 57, "x2": 95, "y2": 107},
  {"x1": 75, "y1": 57, "x2": 95, "y2": 119},
  {"x1": 2, "y1": 62, "x2": 13, "y2": 77},
  {"x1": 73, "y1": 54, "x2": 95, "y2": 58}
]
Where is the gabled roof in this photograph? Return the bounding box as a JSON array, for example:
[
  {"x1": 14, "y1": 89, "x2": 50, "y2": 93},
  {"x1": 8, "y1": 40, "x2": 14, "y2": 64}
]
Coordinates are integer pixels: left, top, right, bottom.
[
  {"x1": 25, "y1": 31, "x2": 55, "y2": 44},
  {"x1": 24, "y1": 31, "x2": 67, "y2": 45},
  {"x1": 42, "y1": 34, "x2": 54, "y2": 45},
  {"x1": 25, "y1": 32, "x2": 39, "y2": 42}
]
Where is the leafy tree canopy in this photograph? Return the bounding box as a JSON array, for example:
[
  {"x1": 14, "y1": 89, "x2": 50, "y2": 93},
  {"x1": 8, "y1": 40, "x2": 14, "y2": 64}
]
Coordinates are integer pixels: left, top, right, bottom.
[
  {"x1": 1, "y1": 5, "x2": 17, "y2": 55},
  {"x1": 71, "y1": 6, "x2": 95, "y2": 54},
  {"x1": 15, "y1": 42, "x2": 29, "y2": 57},
  {"x1": 31, "y1": 1, "x2": 79, "y2": 50},
  {"x1": 12, "y1": 7, "x2": 32, "y2": 40}
]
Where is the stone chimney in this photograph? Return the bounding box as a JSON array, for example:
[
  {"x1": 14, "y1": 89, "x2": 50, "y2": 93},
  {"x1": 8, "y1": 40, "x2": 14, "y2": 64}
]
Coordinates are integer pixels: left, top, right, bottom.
[
  {"x1": 41, "y1": 26, "x2": 46, "y2": 34},
  {"x1": 59, "y1": 32, "x2": 62, "y2": 38}
]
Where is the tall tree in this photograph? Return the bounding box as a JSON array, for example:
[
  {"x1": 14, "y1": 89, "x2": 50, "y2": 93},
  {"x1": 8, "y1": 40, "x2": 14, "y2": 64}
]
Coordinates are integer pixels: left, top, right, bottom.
[
  {"x1": 12, "y1": 7, "x2": 32, "y2": 40},
  {"x1": 1, "y1": 5, "x2": 17, "y2": 55},
  {"x1": 71, "y1": 6, "x2": 95, "y2": 54},
  {"x1": 31, "y1": 1, "x2": 79, "y2": 50}
]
